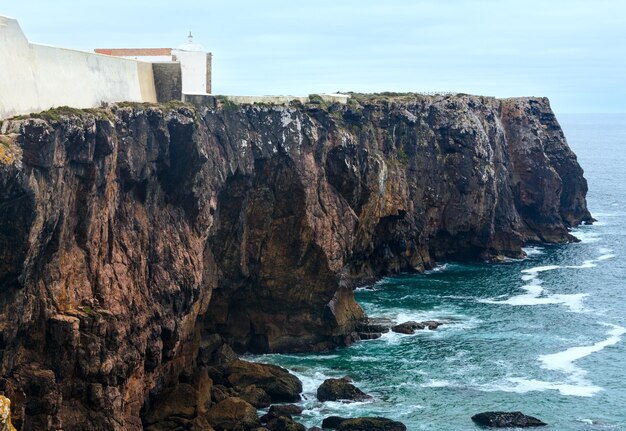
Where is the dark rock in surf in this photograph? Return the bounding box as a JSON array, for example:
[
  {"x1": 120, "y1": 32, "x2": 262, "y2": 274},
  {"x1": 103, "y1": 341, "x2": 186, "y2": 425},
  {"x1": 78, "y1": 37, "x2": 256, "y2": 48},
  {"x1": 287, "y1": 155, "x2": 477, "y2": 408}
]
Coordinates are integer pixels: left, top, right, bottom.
[
  {"x1": 471, "y1": 411, "x2": 547, "y2": 427},
  {"x1": 268, "y1": 405, "x2": 303, "y2": 417},
  {"x1": 391, "y1": 320, "x2": 441, "y2": 334},
  {"x1": 322, "y1": 416, "x2": 349, "y2": 429},
  {"x1": 317, "y1": 378, "x2": 372, "y2": 402}
]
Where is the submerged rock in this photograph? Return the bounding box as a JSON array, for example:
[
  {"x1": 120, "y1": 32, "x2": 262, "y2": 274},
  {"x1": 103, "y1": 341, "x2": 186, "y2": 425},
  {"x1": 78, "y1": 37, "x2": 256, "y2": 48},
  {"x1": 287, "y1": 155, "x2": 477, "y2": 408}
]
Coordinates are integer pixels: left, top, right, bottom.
[
  {"x1": 317, "y1": 377, "x2": 372, "y2": 402},
  {"x1": 471, "y1": 411, "x2": 547, "y2": 427}
]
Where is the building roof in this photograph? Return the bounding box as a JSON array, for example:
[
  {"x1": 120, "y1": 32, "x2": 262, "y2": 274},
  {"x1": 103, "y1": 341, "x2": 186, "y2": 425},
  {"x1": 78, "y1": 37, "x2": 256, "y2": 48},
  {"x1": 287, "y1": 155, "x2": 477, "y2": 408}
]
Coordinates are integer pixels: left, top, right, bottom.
[{"x1": 95, "y1": 48, "x2": 172, "y2": 57}]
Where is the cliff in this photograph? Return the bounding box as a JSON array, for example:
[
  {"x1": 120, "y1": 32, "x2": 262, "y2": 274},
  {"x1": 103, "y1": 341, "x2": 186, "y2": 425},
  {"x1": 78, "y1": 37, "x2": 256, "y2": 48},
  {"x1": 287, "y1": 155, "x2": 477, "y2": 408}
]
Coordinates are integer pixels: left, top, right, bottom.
[{"x1": 0, "y1": 94, "x2": 592, "y2": 430}]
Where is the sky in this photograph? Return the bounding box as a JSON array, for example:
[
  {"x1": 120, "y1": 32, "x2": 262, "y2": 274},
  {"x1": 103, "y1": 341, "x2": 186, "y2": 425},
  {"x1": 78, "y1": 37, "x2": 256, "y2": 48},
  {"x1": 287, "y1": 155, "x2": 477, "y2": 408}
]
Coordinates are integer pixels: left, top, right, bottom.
[{"x1": 2, "y1": 0, "x2": 625, "y2": 113}]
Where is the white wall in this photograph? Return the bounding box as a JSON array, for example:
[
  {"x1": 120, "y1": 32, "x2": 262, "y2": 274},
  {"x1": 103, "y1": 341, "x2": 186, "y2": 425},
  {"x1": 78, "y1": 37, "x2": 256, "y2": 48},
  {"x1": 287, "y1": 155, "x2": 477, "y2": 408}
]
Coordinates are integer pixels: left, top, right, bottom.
[
  {"x1": 0, "y1": 16, "x2": 157, "y2": 120},
  {"x1": 173, "y1": 49, "x2": 208, "y2": 95}
]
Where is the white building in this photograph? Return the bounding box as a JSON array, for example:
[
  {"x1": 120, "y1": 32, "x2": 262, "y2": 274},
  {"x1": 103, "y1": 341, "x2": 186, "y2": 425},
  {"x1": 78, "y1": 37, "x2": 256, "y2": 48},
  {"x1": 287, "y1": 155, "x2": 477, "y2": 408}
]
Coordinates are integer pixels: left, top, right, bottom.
[{"x1": 95, "y1": 33, "x2": 212, "y2": 95}]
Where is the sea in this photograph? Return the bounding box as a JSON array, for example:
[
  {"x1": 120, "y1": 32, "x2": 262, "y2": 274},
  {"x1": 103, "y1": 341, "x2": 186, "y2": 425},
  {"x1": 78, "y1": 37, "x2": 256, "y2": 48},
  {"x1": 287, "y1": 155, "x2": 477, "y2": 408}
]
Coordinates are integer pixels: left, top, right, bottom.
[{"x1": 249, "y1": 114, "x2": 626, "y2": 430}]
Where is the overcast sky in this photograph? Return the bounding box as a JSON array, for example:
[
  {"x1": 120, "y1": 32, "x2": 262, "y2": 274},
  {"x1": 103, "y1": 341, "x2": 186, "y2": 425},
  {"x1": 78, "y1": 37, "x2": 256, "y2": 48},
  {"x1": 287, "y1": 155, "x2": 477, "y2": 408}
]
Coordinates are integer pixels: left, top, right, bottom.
[{"x1": 2, "y1": 0, "x2": 625, "y2": 113}]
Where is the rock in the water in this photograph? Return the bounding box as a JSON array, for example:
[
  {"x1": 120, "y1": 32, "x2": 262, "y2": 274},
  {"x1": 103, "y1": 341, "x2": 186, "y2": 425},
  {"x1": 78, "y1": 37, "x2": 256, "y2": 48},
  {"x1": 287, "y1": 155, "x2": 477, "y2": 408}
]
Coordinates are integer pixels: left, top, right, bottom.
[
  {"x1": 391, "y1": 321, "x2": 423, "y2": 334},
  {"x1": 321, "y1": 416, "x2": 349, "y2": 428},
  {"x1": 264, "y1": 415, "x2": 306, "y2": 431},
  {"x1": 471, "y1": 411, "x2": 547, "y2": 428},
  {"x1": 268, "y1": 404, "x2": 303, "y2": 417},
  {"x1": 421, "y1": 320, "x2": 441, "y2": 330},
  {"x1": 391, "y1": 320, "x2": 441, "y2": 334},
  {"x1": 355, "y1": 318, "x2": 392, "y2": 339},
  {"x1": 329, "y1": 417, "x2": 406, "y2": 431},
  {"x1": 220, "y1": 360, "x2": 303, "y2": 402},
  {"x1": 206, "y1": 397, "x2": 260, "y2": 430},
  {"x1": 317, "y1": 378, "x2": 372, "y2": 402}
]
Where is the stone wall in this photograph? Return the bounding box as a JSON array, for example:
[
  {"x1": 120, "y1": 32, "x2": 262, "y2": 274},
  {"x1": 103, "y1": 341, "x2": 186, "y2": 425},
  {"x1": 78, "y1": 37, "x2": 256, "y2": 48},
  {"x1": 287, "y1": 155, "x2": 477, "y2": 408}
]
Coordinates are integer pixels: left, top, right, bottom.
[{"x1": 153, "y1": 63, "x2": 183, "y2": 102}]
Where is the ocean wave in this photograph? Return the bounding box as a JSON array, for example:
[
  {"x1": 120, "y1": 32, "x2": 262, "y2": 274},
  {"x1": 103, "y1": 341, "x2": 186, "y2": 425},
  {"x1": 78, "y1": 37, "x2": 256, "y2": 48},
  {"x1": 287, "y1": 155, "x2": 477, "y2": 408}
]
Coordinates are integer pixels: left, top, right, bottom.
[
  {"x1": 539, "y1": 323, "x2": 625, "y2": 378},
  {"x1": 498, "y1": 377, "x2": 603, "y2": 397},
  {"x1": 424, "y1": 263, "x2": 449, "y2": 274},
  {"x1": 420, "y1": 379, "x2": 453, "y2": 388},
  {"x1": 570, "y1": 229, "x2": 601, "y2": 243},
  {"x1": 479, "y1": 250, "x2": 615, "y2": 312},
  {"x1": 492, "y1": 323, "x2": 626, "y2": 397}
]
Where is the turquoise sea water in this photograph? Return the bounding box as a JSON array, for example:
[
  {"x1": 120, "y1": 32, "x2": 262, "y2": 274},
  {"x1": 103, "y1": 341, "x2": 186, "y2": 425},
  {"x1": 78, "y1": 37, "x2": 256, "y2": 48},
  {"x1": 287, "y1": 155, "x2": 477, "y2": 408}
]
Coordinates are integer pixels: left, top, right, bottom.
[{"x1": 250, "y1": 114, "x2": 626, "y2": 430}]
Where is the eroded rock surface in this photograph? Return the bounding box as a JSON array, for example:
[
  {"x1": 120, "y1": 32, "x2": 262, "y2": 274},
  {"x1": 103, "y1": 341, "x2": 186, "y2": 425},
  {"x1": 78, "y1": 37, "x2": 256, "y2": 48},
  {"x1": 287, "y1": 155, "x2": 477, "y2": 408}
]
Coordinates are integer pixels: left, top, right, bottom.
[{"x1": 0, "y1": 94, "x2": 591, "y2": 429}]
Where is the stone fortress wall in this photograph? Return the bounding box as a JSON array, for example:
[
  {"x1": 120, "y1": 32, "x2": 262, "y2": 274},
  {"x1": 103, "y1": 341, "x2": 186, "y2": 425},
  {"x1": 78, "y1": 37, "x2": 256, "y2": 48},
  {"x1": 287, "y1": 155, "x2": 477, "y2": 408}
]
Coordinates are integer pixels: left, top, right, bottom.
[
  {"x1": 0, "y1": 15, "x2": 349, "y2": 121},
  {"x1": 0, "y1": 16, "x2": 157, "y2": 119}
]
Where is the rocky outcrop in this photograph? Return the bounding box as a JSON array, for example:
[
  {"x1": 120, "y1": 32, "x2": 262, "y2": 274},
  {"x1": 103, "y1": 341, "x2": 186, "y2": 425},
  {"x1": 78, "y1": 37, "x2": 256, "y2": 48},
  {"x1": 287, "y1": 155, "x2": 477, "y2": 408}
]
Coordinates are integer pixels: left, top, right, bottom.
[
  {"x1": 317, "y1": 377, "x2": 371, "y2": 402},
  {"x1": 0, "y1": 94, "x2": 591, "y2": 429},
  {"x1": 471, "y1": 411, "x2": 547, "y2": 427}
]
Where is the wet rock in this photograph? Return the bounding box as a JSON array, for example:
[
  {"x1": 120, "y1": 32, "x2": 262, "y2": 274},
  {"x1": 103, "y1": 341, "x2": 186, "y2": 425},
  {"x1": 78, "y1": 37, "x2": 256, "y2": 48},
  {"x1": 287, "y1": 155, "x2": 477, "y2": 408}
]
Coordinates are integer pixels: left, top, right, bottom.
[
  {"x1": 355, "y1": 318, "x2": 392, "y2": 339},
  {"x1": 221, "y1": 360, "x2": 303, "y2": 402},
  {"x1": 264, "y1": 415, "x2": 306, "y2": 431},
  {"x1": 471, "y1": 411, "x2": 547, "y2": 427},
  {"x1": 321, "y1": 416, "x2": 349, "y2": 428},
  {"x1": 317, "y1": 377, "x2": 372, "y2": 402},
  {"x1": 390, "y1": 321, "x2": 422, "y2": 334},
  {"x1": 391, "y1": 320, "x2": 441, "y2": 334},
  {"x1": 308, "y1": 428, "x2": 322, "y2": 431},
  {"x1": 335, "y1": 417, "x2": 407, "y2": 431},
  {"x1": 268, "y1": 405, "x2": 303, "y2": 417},
  {"x1": 206, "y1": 397, "x2": 260, "y2": 431},
  {"x1": 358, "y1": 333, "x2": 382, "y2": 340}
]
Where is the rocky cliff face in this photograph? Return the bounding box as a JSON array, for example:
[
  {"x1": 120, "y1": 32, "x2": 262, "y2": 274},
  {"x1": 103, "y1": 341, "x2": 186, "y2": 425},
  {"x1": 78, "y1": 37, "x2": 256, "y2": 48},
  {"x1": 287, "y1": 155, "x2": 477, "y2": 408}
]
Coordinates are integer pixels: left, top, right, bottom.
[{"x1": 0, "y1": 94, "x2": 592, "y2": 430}]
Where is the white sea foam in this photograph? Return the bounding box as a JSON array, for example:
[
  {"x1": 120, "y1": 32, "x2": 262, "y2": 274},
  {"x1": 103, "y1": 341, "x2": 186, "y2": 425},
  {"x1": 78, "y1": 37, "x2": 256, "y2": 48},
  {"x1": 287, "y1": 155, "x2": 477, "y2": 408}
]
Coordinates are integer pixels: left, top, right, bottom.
[
  {"x1": 597, "y1": 253, "x2": 616, "y2": 261},
  {"x1": 522, "y1": 246, "x2": 545, "y2": 256},
  {"x1": 424, "y1": 263, "x2": 449, "y2": 274},
  {"x1": 421, "y1": 379, "x2": 453, "y2": 388},
  {"x1": 539, "y1": 324, "x2": 626, "y2": 377},
  {"x1": 570, "y1": 229, "x2": 601, "y2": 243},
  {"x1": 500, "y1": 377, "x2": 603, "y2": 397},
  {"x1": 494, "y1": 324, "x2": 626, "y2": 397},
  {"x1": 521, "y1": 264, "x2": 562, "y2": 274},
  {"x1": 480, "y1": 248, "x2": 614, "y2": 312}
]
